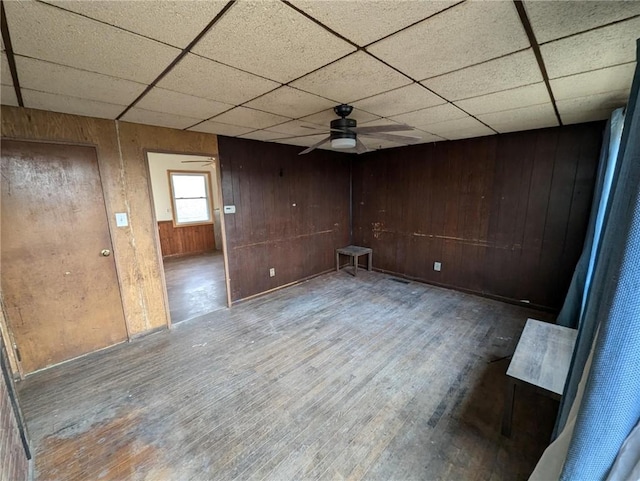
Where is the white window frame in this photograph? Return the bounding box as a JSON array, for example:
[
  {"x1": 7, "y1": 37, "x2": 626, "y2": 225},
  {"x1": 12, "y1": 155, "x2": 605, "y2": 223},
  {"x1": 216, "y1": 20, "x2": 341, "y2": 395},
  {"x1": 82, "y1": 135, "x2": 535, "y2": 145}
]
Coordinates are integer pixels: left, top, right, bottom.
[{"x1": 168, "y1": 170, "x2": 214, "y2": 227}]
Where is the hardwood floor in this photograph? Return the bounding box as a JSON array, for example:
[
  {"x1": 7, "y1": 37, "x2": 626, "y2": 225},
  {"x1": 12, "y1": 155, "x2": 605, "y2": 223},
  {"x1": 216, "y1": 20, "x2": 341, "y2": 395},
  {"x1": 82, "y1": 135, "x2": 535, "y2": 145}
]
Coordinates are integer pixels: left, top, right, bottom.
[
  {"x1": 17, "y1": 271, "x2": 556, "y2": 481},
  {"x1": 163, "y1": 251, "x2": 227, "y2": 323}
]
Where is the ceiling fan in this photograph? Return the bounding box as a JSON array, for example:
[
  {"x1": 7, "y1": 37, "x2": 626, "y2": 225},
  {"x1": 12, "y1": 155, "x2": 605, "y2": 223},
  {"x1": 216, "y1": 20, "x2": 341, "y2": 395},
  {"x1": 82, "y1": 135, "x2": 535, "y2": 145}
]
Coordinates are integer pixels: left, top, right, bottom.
[
  {"x1": 181, "y1": 156, "x2": 215, "y2": 167},
  {"x1": 280, "y1": 104, "x2": 421, "y2": 155}
]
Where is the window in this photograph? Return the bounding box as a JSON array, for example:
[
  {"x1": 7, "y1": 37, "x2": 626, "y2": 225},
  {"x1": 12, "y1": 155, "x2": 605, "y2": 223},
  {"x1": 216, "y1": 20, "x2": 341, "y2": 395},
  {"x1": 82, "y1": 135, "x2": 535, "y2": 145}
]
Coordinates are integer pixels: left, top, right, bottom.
[{"x1": 168, "y1": 171, "x2": 213, "y2": 226}]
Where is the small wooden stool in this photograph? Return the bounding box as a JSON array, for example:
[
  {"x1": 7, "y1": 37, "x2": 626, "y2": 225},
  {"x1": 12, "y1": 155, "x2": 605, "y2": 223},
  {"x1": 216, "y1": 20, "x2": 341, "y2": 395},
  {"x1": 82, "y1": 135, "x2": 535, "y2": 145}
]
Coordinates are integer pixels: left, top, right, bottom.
[{"x1": 336, "y1": 245, "x2": 372, "y2": 276}]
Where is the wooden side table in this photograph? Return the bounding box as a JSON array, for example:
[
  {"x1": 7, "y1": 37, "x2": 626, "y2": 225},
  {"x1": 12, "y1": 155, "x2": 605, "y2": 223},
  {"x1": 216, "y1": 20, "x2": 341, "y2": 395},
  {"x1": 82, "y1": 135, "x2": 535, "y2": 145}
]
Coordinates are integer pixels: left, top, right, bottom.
[
  {"x1": 501, "y1": 318, "x2": 577, "y2": 436},
  {"x1": 336, "y1": 245, "x2": 372, "y2": 276}
]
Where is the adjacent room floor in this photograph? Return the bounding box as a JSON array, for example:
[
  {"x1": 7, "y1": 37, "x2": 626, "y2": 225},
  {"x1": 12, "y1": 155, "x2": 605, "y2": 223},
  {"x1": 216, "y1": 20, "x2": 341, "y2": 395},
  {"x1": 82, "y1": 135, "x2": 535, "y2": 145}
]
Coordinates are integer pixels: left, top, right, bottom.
[
  {"x1": 162, "y1": 251, "x2": 227, "y2": 323},
  {"x1": 18, "y1": 271, "x2": 556, "y2": 481}
]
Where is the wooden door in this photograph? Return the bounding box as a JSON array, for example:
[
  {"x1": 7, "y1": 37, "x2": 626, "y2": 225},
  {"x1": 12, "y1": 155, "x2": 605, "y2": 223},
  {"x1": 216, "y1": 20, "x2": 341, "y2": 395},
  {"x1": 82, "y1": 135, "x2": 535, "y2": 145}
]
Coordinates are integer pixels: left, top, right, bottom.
[{"x1": 1, "y1": 140, "x2": 127, "y2": 373}]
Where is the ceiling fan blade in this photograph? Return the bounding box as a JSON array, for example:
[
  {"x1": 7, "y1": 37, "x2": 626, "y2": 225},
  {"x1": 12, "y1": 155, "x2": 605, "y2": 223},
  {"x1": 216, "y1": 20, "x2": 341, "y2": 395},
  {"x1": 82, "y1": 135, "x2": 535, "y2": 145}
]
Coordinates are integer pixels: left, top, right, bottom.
[
  {"x1": 300, "y1": 124, "x2": 333, "y2": 131},
  {"x1": 359, "y1": 132, "x2": 422, "y2": 144},
  {"x1": 274, "y1": 132, "x2": 331, "y2": 141},
  {"x1": 350, "y1": 124, "x2": 413, "y2": 134},
  {"x1": 299, "y1": 136, "x2": 331, "y2": 155},
  {"x1": 355, "y1": 138, "x2": 368, "y2": 154}
]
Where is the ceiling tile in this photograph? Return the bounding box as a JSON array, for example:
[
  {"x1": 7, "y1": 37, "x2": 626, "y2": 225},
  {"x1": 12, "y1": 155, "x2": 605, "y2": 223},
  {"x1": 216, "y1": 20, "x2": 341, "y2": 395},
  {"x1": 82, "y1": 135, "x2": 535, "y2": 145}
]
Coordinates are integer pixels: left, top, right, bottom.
[
  {"x1": 267, "y1": 120, "x2": 329, "y2": 137},
  {"x1": 550, "y1": 63, "x2": 635, "y2": 101},
  {"x1": 4, "y1": 0, "x2": 180, "y2": 83},
  {"x1": 561, "y1": 110, "x2": 616, "y2": 126},
  {"x1": 192, "y1": 1, "x2": 355, "y2": 83},
  {"x1": 421, "y1": 116, "x2": 495, "y2": 141},
  {"x1": 525, "y1": 0, "x2": 640, "y2": 44},
  {"x1": 121, "y1": 107, "x2": 201, "y2": 129},
  {"x1": 1, "y1": 53, "x2": 12, "y2": 85},
  {"x1": 210, "y1": 106, "x2": 290, "y2": 130},
  {"x1": 22, "y1": 89, "x2": 124, "y2": 119},
  {"x1": 422, "y1": 50, "x2": 542, "y2": 101},
  {"x1": 477, "y1": 103, "x2": 558, "y2": 133},
  {"x1": 238, "y1": 130, "x2": 287, "y2": 142},
  {"x1": 41, "y1": 0, "x2": 229, "y2": 48},
  {"x1": 352, "y1": 83, "x2": 446, "y2": 117},
  {"x1": 455, "y1": 82, "x2": 550, "y2": 115},
  {"x1": 1, "y1": 84, "x2": 19, "y2": 106},
  {"x1": 157, "y1": 53, "x2": 279, "y2": 105},
  {"x1": 556, "y1": 90, "x2": 629, "y2": 124},
  {"x1": 368, "y1": 1, "x2": 529, "y2": 80},
  {"x1": 244, "y1": 86, "x2": 335, "y2": 119},
  {"x1": 136, "y1": 87, "x2": 233, "y2": 120},
  {"x1": 540, "y1": 16, "x2": 640, "y2": 79},
  {"x1": 188, "y1": 121, "x2": 254, "y2": 137},
  {"x1": 290, "y1": 0, "x2": 457, "y2": 47},
  {"x1": 389, "y1": 103, "x2": 468, "y2": 129},
  {"x1": 300, "y1": 107, "x2": 380, "y2": 126},
  {"x1": 15, "y1": 55, "x2": 145, "y2": 106},
  {"x1": 290, "y1": 51, "x2": 411, "y2": 103}
]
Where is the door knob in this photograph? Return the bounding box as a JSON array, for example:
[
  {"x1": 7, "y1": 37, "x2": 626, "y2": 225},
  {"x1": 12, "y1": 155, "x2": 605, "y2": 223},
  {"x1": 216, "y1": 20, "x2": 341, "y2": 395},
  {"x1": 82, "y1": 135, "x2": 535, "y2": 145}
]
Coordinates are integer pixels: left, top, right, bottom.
[{"x1": 101, "y1": 249, "x2": 111, "y2": 257}]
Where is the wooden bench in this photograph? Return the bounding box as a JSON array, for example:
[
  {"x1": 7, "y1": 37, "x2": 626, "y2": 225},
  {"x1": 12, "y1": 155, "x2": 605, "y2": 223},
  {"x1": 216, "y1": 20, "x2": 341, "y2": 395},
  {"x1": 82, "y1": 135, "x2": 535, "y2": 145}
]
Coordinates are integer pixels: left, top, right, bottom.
[
  {"x1": 501, "y1": 318, "x2": 577, "y2": 436},
  {"x1": 336, "y1": 245, "x2": 372, "y2": 276}
]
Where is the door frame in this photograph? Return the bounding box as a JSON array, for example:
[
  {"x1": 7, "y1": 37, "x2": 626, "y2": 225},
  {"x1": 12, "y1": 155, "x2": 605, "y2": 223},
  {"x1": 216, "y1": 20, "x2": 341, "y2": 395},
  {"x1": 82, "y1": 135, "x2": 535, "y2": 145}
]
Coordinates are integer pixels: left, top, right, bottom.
[
  {"x1": 144, "y1": 149, "x2": 232, "y2": 328},
  {"x1": 0, "y1": 138, "x2": 130, "y2": 376}
]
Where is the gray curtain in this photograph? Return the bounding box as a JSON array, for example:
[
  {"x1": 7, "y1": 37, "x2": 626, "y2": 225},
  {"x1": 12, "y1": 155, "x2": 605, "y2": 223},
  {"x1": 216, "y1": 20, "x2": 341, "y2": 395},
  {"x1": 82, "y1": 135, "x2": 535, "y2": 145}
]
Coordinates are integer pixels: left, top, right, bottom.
[
  {"x1": 555, "y1": 109, "x2": 625, "y2": 329},
  {"x1": 556, "y1": 39, "x2": 640, "y2": 479}
]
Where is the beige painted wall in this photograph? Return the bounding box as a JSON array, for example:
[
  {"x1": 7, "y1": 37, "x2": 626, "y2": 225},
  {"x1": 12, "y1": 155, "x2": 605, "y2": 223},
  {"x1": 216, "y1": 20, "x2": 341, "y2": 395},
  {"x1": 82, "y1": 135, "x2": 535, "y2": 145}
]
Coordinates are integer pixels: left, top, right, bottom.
[
  {"x1": 147, "y1": 152, "x2": 219, "y2": 221},
  {"x1": 147, "y1": 152, "x2": 222, "y2": 249}
]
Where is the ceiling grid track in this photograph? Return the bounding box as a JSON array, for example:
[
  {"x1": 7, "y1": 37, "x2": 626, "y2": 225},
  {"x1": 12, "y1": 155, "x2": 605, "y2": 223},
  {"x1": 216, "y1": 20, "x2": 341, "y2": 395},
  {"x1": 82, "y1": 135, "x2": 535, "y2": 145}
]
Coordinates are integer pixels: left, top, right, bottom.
[
  {"x1": 513, "y1": 0, "x2": 563, "y2": 126},
  {"x1": 2, "y1": 0, "x2": 637, "y2": 147},
  {"x1": 0, "y1": 0, "x2": 24, "y2": 107},
  {"x1": 278, "y1": 0, "x2": 500, "y2": 135},
  {"x1": 116, "y1": 0, "x2": 236, "y2": 120}
]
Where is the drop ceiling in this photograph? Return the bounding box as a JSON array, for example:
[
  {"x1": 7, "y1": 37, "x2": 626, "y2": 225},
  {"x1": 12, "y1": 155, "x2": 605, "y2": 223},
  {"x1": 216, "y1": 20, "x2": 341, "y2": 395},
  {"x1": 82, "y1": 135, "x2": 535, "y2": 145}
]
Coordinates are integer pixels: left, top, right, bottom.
[{"x1": 1, "y1": 0, "x2": 638, "y2": 152}]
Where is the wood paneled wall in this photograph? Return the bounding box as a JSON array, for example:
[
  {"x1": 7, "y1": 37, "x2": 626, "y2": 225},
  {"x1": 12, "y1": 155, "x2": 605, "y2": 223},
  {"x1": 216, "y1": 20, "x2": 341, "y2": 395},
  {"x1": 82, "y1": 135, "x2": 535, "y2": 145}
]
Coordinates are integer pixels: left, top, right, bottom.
[
  {"x1": 1, "y1": 106, "x2": 219, "y2": 344},
  {"x1": 352, "y1": 123, "x2": 604, "y2": 310},
  {"x1": 158, "y1": 221, "x2": 215, "y2": 257},
  {"x1": 1, "y1": 357, "x2": 29, "y2": 480},
  {"x1": 217, "y1": 137, "x2": 350, "y2": 301}
]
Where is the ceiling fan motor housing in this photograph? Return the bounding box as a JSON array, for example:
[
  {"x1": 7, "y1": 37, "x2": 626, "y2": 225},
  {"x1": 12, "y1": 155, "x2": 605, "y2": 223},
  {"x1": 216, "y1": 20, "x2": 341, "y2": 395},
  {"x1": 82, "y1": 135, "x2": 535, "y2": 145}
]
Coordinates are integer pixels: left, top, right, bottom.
[{"x1": 330, "y1": 117, "x2": 357, "y2": 142}]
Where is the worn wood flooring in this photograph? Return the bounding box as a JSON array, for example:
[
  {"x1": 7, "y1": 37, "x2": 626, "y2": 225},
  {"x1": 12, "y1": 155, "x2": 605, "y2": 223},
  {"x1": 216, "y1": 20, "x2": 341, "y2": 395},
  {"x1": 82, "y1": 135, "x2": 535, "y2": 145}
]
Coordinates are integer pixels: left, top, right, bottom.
[
  {"x1": 163, "y1": 251, "x2": 227, "y2": 323},
  {"x1": 17, "y1": 271, "x2": 556, "y2": 481}
]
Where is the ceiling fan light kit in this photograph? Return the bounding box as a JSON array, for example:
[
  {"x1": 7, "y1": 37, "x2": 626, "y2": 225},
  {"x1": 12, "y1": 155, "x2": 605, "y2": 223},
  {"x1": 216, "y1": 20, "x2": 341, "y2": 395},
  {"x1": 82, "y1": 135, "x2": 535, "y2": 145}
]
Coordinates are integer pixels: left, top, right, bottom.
[{"x1": 331, "y1": 138, "x2": 357, "y2": 149}]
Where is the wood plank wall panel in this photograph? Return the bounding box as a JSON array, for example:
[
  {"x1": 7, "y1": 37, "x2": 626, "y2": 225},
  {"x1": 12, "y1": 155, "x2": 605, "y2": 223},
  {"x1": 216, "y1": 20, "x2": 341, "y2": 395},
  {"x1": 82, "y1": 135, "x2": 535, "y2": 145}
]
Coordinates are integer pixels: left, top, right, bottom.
[
  {"x1": 158, "y1": 221, "x2": 215, "y2": 257},
  {"x1": 217, "y1": 137, "x2": 350, "y2": 302},
  {"x1": 352, "y1": 123, "x2": 603, "y2": 310},
  {"x1": 0, "y1": 361, "x2": 29, "y2": 481},
  {"x1": 0, "y1": 106, "x2": 218, "y2": 343}
]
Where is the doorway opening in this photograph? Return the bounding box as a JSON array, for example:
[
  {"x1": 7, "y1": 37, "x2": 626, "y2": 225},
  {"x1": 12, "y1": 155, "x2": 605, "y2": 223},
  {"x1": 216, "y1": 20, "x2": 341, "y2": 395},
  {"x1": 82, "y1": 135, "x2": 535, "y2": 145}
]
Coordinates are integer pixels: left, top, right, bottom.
[{"x1": 147, "y1": 152, "x2": 229, "y2": 325}]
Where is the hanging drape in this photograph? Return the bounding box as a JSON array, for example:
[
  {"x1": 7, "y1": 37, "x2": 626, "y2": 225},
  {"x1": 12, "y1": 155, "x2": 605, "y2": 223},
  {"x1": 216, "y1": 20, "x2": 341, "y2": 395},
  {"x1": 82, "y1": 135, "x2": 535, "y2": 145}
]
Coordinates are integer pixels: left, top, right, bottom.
[
  {"x1": 554, "y1": 109, "x2": 625, "y2": 437},
  {"x1": 530, "y1": 39, "x2": 640, "y2": 480},
  {"x1": 555, "y1": 108, "x2": 625, "y2": 330}
]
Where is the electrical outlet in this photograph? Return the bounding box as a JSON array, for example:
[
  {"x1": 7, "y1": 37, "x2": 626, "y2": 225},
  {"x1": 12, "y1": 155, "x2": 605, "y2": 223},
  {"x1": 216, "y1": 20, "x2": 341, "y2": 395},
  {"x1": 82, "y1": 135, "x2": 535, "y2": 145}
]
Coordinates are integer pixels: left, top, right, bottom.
[
  {"x1": 269, "y1": 268, "x2": 275, "y2": 277},
  {"x1": 433, "y1": 262, "x2": 442, "y2": 272}
]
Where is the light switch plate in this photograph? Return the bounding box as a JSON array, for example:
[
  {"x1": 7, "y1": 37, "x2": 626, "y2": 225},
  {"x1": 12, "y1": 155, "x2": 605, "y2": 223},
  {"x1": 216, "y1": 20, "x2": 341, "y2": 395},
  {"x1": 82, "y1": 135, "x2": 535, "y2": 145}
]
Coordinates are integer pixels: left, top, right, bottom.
[
  {"x1": 224, "y1": 205, "x2": 236, "y2": 214},
  {"x1": 115, "y1": 212, "x2": 128, "y2": 227}
]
